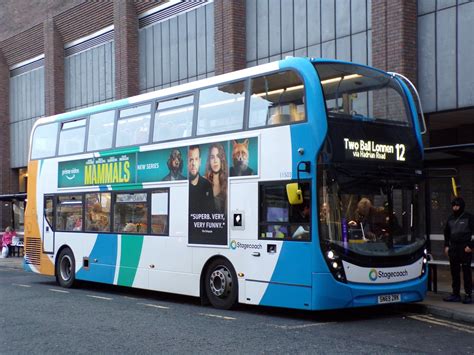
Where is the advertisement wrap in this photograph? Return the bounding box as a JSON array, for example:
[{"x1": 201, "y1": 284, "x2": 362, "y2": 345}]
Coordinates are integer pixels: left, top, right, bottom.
[{"x1": 58, "y1": 137, "x2": 259, "y2": 247}]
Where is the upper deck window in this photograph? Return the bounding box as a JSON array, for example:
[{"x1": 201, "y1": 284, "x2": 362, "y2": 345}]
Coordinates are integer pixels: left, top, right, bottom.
[
  {"x1": 154, "y1": 95, "x2": 194, "y2": 142},
  {"x1": 314, "y1": 63, "x2": 411, "y2": 126},
  {"x1": 87, "y1": 110, "x2": 115, "y2": 151},
  {"x1": 31, "y1": 122, "x2": 59, "y2": 159},
  {"x1": 116, "y1": 104, "x2": 151, "y2": 147},
  {"x1": 58, "y1": 119, "x2": 86, "y2": 156},
  {"x1": 249, "y1": 71, "x2": 305, "y2": 128},
  {"x1": 197, "y1": 81, "x2": 245, "y2": 135}
]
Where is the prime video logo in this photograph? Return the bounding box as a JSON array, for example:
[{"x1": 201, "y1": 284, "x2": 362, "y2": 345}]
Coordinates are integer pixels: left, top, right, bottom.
[
  {"x1": 230, "y1": 240, "x2": 262, "y2": 250},
  {"x1": 368, "y1": 268, "x2": 409, "y2": 281}
]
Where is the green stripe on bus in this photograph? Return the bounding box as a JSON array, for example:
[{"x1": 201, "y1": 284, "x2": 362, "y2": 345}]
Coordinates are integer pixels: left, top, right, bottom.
[
  {"x1": 99, "y1": 146, "x2": 140, "y2": 157},
  {"x1": 117, "y1": 235, "x2": 144, "y2": 287},
  {"x1": 110, "y1": 183, "x2": 144, "y2": 191}
]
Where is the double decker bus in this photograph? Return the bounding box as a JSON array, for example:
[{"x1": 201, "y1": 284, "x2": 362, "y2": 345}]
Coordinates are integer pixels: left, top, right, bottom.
[{"x1": 25, "y1": 57, "x2": 427, "y2": 310}]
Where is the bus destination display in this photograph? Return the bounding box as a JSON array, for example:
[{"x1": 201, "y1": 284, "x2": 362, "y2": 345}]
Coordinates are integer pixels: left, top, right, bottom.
[{"x1": 344, "y1": 138, "x2": 406, "y2": 162}]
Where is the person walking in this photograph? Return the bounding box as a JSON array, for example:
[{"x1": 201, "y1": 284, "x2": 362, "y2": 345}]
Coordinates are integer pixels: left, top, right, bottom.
[{"x1": 443, "y1": 197, "x2": 474, "y2": 304}]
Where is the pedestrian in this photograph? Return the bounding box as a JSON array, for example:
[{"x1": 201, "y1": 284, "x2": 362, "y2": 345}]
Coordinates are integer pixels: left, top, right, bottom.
[
  {"x1": 443, "y1": 197, "x2": 474, "y2": 304},
  {"x1": 2, "y1": 226, "x2": 16, "y2": 257}
]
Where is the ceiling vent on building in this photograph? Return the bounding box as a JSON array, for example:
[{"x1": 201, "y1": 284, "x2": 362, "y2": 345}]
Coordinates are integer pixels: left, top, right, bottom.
[
  {"x1": 65, "y1": 30, "x2": 114, "y2": 57},
  {"x1": 10, "y1": 58, "x2": 44, "y2": 78},
  {"x1": 139, "y1": 0, "x2": 209, "y2": 28}
]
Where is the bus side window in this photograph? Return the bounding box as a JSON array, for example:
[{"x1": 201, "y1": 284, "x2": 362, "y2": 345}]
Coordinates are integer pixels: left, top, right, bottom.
[
  {"x1": 196, "y1": 81, "x2": 245, "y2": 136},
  {"x1": 259, "y1": 182, "x2": 311, "y2": 241},
  {"x1": 151, "y1": 190, "x2": 169, "y2": 235},
  {"x1": 116, "y1": 104, "x2": 151, "y2": 148},
  {"x1": 58, "y1": 119, "x2": 87, "y2": 156},
  {"x1": 87, "y1": 110, "x2": 115, "y2": 151},
  {"x1": 154, "y1": 95, "x2": 194, "y2": 142},
  {"x1": 56, "y1": 195, "x2": 83, "y2": 232},
  {"x1": 85, "y1": 193, "x2": 111, "y2": 232},
  {"x1": 31, "y1": 123, "x2": 59, "y2": 159},
  {"x1": 249, "y1": 71, "x2": 305, "y2": 128},
  {"x1": 113, "y1": 193, "x2": 148, "y2": 234}
]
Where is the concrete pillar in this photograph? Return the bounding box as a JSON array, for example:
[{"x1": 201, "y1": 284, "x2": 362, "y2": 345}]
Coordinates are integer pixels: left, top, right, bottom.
[
  {"x1": 114, "y1": 0, "x2": 139, "y2": 99},
  {"x1": 214, "y1": 0, "x2": 246, "y2": 75},
  {"x1": 44, "y1": 18, "x2": 65, "y2": 116}
]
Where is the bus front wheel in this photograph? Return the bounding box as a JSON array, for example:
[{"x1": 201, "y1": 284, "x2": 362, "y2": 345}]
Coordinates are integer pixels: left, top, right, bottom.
[
  {"x1": 56, "y1": 248, "x2": 76, "y2": 288},
  {"x1": 205, "y1": 258, "x2": 238, "y2": 310}
]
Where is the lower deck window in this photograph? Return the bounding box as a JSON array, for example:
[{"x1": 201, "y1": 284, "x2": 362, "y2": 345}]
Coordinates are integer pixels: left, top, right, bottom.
[
  {"x1": 114, "y1": 193, "x2": 148, "y2": 234},
  {"x1": 259, "y1": 182, "x2": 311, "y2": 241},
  {"x1": 85, "y1": 193, "x2": 111, "y2": 232},
  {"x1": 56, "y1": 195, "x2": 83, "y2": 232},
  {"x1": 46, "y1": 189, "x2": 169, "y2": 236}
]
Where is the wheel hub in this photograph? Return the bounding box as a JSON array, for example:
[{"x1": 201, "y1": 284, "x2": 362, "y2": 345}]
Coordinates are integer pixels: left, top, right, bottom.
[
  {"x1": 209, "y1": 266, "x2": 232, "y2": 298},
  {"x1": 60, "y1": 255, "x2": 72, "y2": 281}
]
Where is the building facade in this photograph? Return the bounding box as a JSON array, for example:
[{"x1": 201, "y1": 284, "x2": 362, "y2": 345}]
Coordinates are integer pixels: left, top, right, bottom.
[{"x1": 0, "y1": 0, "x2": 473, "y2": 246}]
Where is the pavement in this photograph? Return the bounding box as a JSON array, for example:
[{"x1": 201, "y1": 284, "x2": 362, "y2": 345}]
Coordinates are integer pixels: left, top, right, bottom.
[{"x1": 1, "y1": 256, "x2": 473, "y2": 323}]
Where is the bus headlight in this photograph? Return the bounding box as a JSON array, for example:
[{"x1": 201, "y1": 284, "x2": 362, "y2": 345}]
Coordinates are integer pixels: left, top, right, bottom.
[
  {"x1": 327, "y1": 250, "x2": 336, "y2": 260},
  {"x1": 332, "y1": 261, "x2": 339, "y2": 269}
]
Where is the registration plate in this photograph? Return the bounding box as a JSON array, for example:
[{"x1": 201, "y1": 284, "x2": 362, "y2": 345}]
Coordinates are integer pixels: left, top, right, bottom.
[{"x1": 378, "y1": 294, "x2": 401, "y2": 304}]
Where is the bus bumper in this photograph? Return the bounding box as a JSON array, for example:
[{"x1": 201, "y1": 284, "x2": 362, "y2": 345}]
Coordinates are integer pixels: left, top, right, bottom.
[{"x1": 312, "y1": 272, "x2": 427, "y2": 310}]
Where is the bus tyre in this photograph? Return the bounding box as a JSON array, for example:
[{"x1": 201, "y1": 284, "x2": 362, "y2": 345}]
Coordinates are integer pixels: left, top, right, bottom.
[
  {"x1": 56, "y1": 248, "x2": 76, "y2": 288},
  {"x1": 205, "y1": 258, "x2": 238, "y2": 310}
]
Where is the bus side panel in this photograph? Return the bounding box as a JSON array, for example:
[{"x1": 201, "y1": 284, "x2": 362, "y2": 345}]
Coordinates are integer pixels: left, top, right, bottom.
[
  {"x1": 24, "y1": 160, "x2": 55, "y2": 276},
  {"x1": 311, "y1": 272, "x2": 427, "y2": 310},
  {"x1": 74, "y1": 233, "x2": 118, "y2": 285},
  {"x1": 256, "y1": 282, "x2": 312, "y2": 310}
]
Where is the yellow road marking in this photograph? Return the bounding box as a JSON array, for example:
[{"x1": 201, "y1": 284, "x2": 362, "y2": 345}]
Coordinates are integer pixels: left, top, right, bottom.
[{"x1": 408, "y1": 315, "x2": 474, "y2": 334}]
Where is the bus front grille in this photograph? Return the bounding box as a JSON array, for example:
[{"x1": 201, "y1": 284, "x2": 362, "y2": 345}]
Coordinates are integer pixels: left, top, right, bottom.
[{"x1": 25, "y1": 238, "x2": 41, "y2": 266}]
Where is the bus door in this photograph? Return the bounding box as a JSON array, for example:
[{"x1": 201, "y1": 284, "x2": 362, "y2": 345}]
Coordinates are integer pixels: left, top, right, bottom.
[{"x1": 43, "y1": 196, "x2": 55, "y2": 253}]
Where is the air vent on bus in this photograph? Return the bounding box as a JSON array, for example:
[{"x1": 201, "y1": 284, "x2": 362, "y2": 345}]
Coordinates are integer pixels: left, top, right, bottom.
[{"x1": 25, "y1": 238, "x2": 41, "y2": 266}]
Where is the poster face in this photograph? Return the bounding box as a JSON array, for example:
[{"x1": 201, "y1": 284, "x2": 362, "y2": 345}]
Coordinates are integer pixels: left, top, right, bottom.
[
  {"x1": 229, "y1": 138, "x2": 258, "y2": 177},
  {"x1": 188, "y1": 142, "x2": 228, "y2": 245},
  {"x1": 137, "y1": 147, "x2": 187, "y2": 182}
]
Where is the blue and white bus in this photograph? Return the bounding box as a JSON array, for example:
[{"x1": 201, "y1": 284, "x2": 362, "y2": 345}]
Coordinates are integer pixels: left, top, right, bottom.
[{"x1": 25, "y1": 57, "x2": 428, "y2": 310}]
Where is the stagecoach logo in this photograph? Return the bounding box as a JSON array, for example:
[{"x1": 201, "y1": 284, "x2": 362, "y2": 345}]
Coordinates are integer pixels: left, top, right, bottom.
[
  {"x1": 369, "y1": 268, "x2": 409, "y2": 282},
  {"x1": 229, "y1": 240, "x2": 262, "y2": 251}
]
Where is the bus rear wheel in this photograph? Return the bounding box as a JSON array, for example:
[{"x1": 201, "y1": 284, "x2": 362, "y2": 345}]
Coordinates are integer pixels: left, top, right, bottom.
[
  {"x1": 56, "y1": 248, "x2": 76, "y2": 288},
  {"x1": 205, "y1": 258, "x2": 238, "y2": 310}
]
